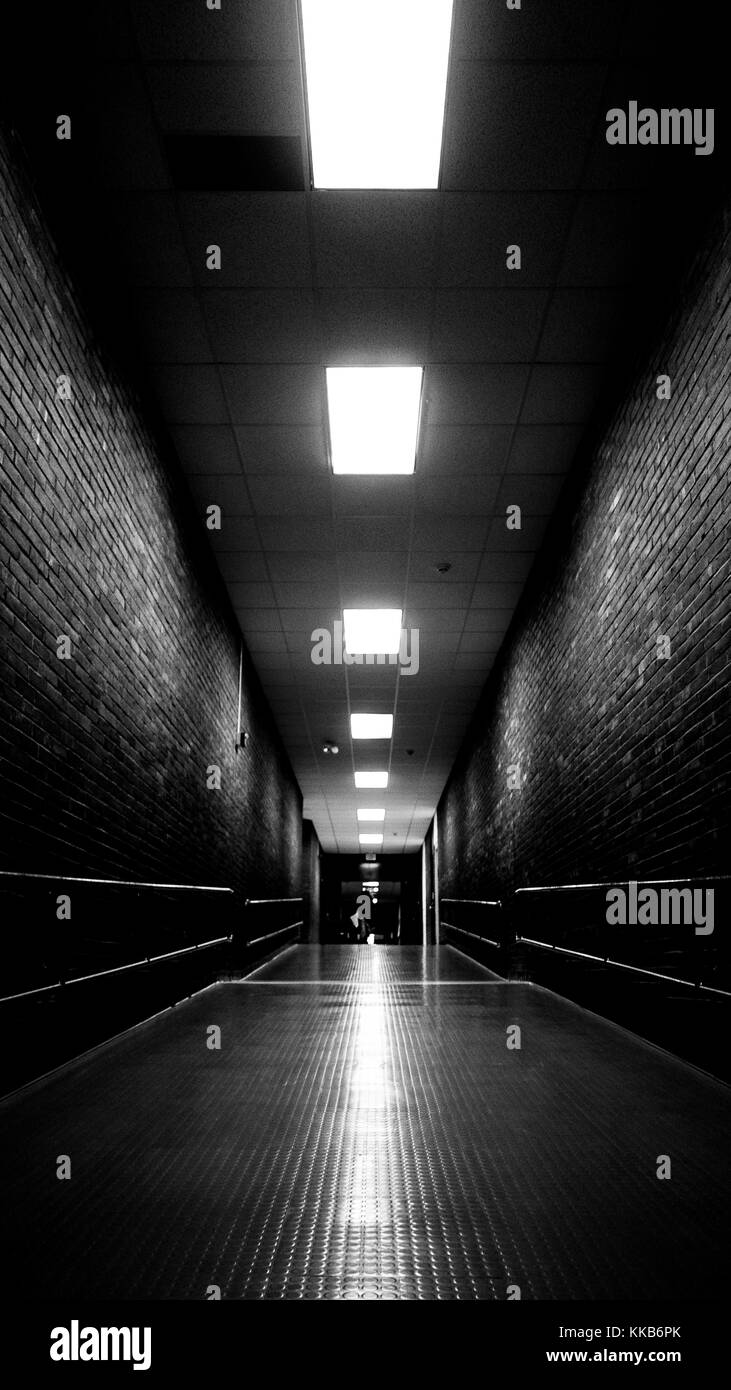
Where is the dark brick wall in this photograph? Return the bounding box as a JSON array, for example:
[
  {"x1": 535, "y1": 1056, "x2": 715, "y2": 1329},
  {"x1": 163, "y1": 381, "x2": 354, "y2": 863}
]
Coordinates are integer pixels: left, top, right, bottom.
[
  {"x1": 438, "y1": 202, "x2": 731, "y2": 899},
  {"x1": 0, "y1": 124, "x2": 302, "y2": 896},
  {"x1": 302, "y1": 819, "x2": 321, "y2": 942}
]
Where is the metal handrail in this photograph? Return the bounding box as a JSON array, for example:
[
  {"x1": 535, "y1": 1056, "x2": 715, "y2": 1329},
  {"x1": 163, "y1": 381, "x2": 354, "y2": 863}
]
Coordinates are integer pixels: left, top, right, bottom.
[
  {"x1": 0, "y1": 935, "x2": 232, "y2": 1005},
  {"x1": 442, "y1": 921, "x2": 500, "y2": 949},
  {"x1": 0, "y1": 871, "x2": 233, "y2": 892},
  {"x1": 515, "y1": 876, "x2": 730, "y2": 894},
  {"x1": 517, "y1": 935, "x2": 731, "y2": 996},
  {"x1": 248, "y1": 921, "x2": 303, "y2": 948},
  {"x1": 244, "y1": 896, "x2": 303, "y2": 906},
  {"x1": 441, "y1": 897, "x2": 501, "y2": 906}
]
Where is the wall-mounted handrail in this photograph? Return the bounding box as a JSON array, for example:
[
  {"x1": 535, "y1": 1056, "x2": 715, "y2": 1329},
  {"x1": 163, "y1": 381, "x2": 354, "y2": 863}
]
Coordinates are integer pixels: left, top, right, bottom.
[
  {"x1": 248, "y1": 921, "x2": 303, "y2": 949},
  {"x1": 517, "y1": 935, "x2": 731, "y2": 994},
  {"x1": 0, "y1": 935, "x2": 232, "y2": 1006},
  {"x1": 442, "y1": 922, "x2": 500, "y2": 949},
  {"x1": 441, "y1": 897, "x2": 501, "y2": 906},
  {"x1": 0, "y1": 871, "x2": 233, "y2": 892},
  {"x1": 245, "y1": 896, "x2": 303, "y2": 906},
  {"x1": 515, "y1": 876, "x2": 730, "y2": 894}
]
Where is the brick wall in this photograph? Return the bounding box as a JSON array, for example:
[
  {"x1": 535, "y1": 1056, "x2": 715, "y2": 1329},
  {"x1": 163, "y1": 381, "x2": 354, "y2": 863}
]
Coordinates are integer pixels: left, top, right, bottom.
[
  {"x1": 438, "y1": 202, "x2": 731, "y2": 899},
  {"x1": 0, "y1": 124, "x2": 302, "y2": 896}
]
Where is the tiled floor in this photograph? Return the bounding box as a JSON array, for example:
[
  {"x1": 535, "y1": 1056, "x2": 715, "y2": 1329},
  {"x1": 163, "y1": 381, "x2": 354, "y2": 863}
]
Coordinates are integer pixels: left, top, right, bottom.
[{"x1": 1, "y1": 945, "x2": 729, "y2": 1300}]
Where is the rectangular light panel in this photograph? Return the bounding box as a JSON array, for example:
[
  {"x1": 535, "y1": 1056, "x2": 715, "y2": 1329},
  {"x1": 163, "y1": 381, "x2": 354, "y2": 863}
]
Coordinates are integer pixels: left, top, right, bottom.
[
  {"x1": 359, "y1": 834, "x2": 384, "y2": 845},
  {"x1": 344, "y1": 609, "x2": 402, "y2": 655},
  {"x1": 351, "y1": 714, "x2": 394, "y2": 740},
  {"x1": 357, "y1": 809, "x2": 386, "y2": 821},
  {"x1": 301, "y1": 0, "x2": 454, "y2": 189},
  {"x1": 355, "y1": 771, "x2": 389, "y2": 789},
  {"x1": 327, "y1": 367, "x2": 423, "y2": 475}
]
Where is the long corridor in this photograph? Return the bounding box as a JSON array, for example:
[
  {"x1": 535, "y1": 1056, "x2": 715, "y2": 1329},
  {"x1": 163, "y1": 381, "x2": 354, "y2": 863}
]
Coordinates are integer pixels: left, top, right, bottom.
[{"x1": 2, "y1": 945, "x2": 728, "y2": 1302}]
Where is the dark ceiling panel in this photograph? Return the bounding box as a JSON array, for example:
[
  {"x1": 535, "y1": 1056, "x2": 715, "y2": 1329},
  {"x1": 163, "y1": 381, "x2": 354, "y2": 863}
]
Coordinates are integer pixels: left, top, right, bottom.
[
  {"x1": 130, "y1": 0, "x2": 298, "y2": 62},
  {"x1": 452, "y1": 0, "x2": 624, "y2": 61},
  {"x1": 443, "y1": 64, "x2": 605, "y2": 189},
  {"x1": 165, "y1": 135, "x2": 305, "y2": 191},
  {"x1": 312, "y1": 193, "x2": 440, "y2": 287}
]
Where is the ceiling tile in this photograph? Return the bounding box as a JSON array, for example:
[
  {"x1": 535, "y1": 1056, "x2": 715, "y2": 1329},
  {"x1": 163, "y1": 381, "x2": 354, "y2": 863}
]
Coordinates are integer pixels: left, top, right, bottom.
[
  {"x1": 320, "y1": 290, "x2": 432, "y2": 362},
  {"x1": 102, "y1": 192, "x2": 192, "y2": 286},
  {"x1": 336, "y1": 517, "x2": 413, "y2": 550},
  {"x1": 463, "y1": 608, "x2": 511, "y2": 633},
  {"x1": 477, "y1": 552, "x2": 535, "y2": 584},
  {"x1": 208, "y1": 518, "x2": 261, "y2": 550},
  {"x1": 312, "y1": 193, "x2": 439, "y2": 287},
  {"x1": 217, "y1": 552, "x2": 268, "y2": 582},
  {"x1": 415, "y1": 475, "x2": 501, "y2": 514},
  {"x1": 443, "y1": 64, "x2": 604, "y2": 189},
  {"x1": 228, "y1": 580, "x2": 276, "y2": 607},
  {"x1": 452, "y1": 0, "x2": 624, "y2": 60},
  {"x1": 405, "y1": 583, "x2": 473, "y2": 609},
  {"x1": 506, "y1": 425, "x2": 584, "y2": 474},
  {"x1": 471, "y1": 582, "x2": 523, "y2": 607},
  {"x1": 426, "y1": 365, "x2": 530, "y2": 423},
  {"x1": 179, "y1": 193, "x2": 311, "y2": 286},
  {"x1": 247, "y1": 475, "x2": 332, "y2": 515},
  {"x1": 245, "y1": 632, "x2": 289, "y2": 655},
  {"x1": 146, "y1": 62, "x2": 304, "y2": 135},
  {"x1": 234, "y1": 426, "x2": 327, "y2": 474},
  {"x1": 202, "y1": 289, "x2": 320, "y2": 362},
  {"x1": 86, "y1": 66, "x2": 171, "y2": 190},
  {"x1": 431, "y1": 290, "x2": 548, "y2": 361},
  {"x1": 185, "y1": 474, "x2": 252, "y2": 515},
  {"x1": 130, "y1": 0, "x2": 297, "y2": 61},
  {"x1": 419, "y1": 425, "x2": 512, "y2": 475},
  {"x1": 337, "y1": 552, "x2": 408, "y2": 588},
  {"x1": 408, "y1": 553, "x2": 481, "y2": 584},
  {"x1": 496, "y1": 475, "x2": 567, "y2": 513},
  {"x1": 486, "y1": 515, "x2": 551, "y2": 550},
  {"x1": 438, "y1": 193, "x2": 574, "y2": 287},
  {"x1": 332, "y1": 478, "x2": 414, "y2": 515},
  {"x1": 521, "y1": 365, "x2": 606, "y2": 424},
  {"x1": 266, "y1": 552, "x2": 338, "y2": 584},
  {"x1": 170, "y1": 425, "x2": 242, "y2": 475},
  {"x1": 147, "y1": 364, "x2": 227, "y2": 423},
  {"x1": 257, "y1": 517, "x2": 337, "y2": 551},
  {"x1": 220, "y1": 366, "x2": 323, "y2": 423},
  {"x1": 537, "y1": 289, "x2": 631, "y2": 363},
  {"x1": 236, "y1": 609, "x2": 283, "y2": 633},
  {"x1": 560, "y1": 193, "x2": 672, "y2": 287},
  {"x1": 130, "y1": 289, "x2": 212, "y2": 361}
]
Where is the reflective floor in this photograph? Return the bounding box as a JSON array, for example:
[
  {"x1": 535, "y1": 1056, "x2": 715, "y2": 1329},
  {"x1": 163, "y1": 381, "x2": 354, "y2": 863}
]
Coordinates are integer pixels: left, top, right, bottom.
[{"x1": 1, "y1": 945, "x2": 729, "y2": 1300}]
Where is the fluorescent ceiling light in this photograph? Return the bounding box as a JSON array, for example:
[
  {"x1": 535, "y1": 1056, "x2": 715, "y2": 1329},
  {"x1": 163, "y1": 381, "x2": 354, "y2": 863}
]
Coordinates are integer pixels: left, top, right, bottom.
[
  {"x1": 355, "y1": 771, "x2": 389, "y2": 789},
  {"x1": 351, "y1": 713, "x2": 393, "y2": 740},
  {"x1": 359, "y1": 834, "x2": 384, "y2": 845},
  {"x1": 327, "y1": 367, "x2": 422, "y2": 475},
  {"x1": 362, "y1": 881, "x2": 379, "y2": 888},
  {"x1": 344, "y1": 609, "x2": 402, "y2": 655},
  {"x1": 357, "y1": 809, "x2": 386, "y2": 822},
  {"x1": 301, "y1": 0, "x2": 453, "y2": 189}
]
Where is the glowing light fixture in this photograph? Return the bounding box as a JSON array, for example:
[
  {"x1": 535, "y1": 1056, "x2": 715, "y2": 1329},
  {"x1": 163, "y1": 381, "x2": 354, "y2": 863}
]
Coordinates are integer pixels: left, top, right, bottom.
[
  {"x1": 355, "y1": 771, "x2": 389, "y2": 789},
  {"x1": 301, "y1": 0, "x2": 454, "y2": 189},
  {"x1": 357, "y1": 809, "x2": 386, "y2": 821},
  {"x1": 359, "y1": 833, "x2": 384, "y2": 845},
  {"x1": 326, "y1": 367, "x2": 423, "y2": 475},
  {"x1": 351, "y1": 714, "x2": 393, "y2": 740},
  {"x1": 344, "y1": 609, "x2": 402, "y2": 655}
]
